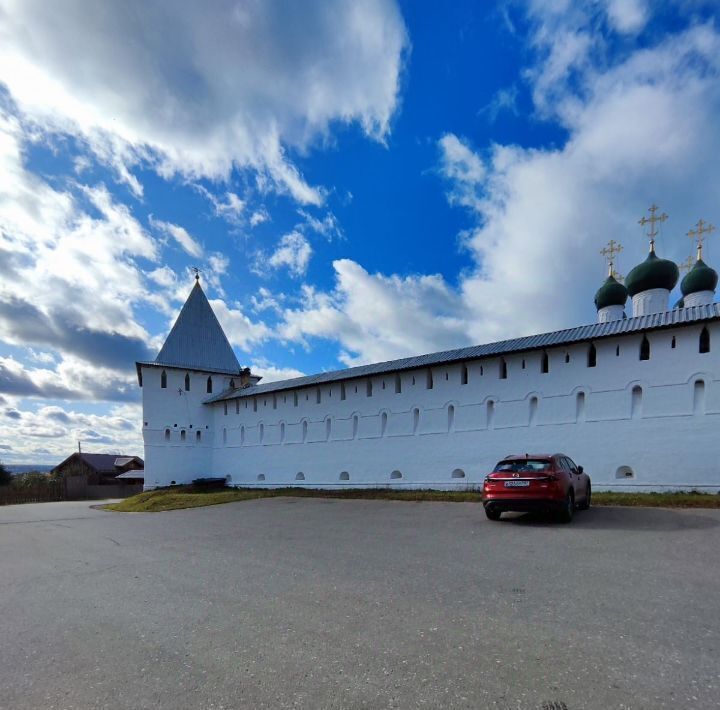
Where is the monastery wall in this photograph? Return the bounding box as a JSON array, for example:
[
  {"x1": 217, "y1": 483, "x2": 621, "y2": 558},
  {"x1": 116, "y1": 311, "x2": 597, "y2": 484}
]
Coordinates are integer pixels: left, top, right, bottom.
[{"x1": 194, "y1": 322, "x2": 718, "y2": 492}]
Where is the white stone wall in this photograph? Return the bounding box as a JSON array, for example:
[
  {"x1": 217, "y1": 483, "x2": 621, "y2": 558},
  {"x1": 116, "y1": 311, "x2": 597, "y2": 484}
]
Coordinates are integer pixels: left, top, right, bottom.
[{"x1": 141, "y1": 322, "x2": 720, "y2": 492}]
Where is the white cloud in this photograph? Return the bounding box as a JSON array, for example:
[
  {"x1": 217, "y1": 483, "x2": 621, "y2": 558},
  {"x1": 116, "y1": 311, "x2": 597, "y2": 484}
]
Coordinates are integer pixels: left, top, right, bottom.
[
  {"x1": 149, "y1": 216, "x2": 203, "y2": 258},
  {"x1": 297, "y1": 209, "x2": 344, "y2": 240},
  {"x1": 196, "y1": 186, "x2": 246, "y2": 225},
  {"x1": 605, "y1": 0, "x2": 648, "y2": 34},
  {"x1": 278, "y1": 260, "x2": 466, "y2": 366},
  {"x1": 250, "y1": 209, "x2": 270, "y2": 227},
  {"x1": 259, "y1": 231, "x2": 313, "y2": 278},
  {"x1": 209, "y1": 299, "x2": 271, "y2": 353},
  {"x1": 0, "y1": 0, "x2": 408, "y2": 204}
]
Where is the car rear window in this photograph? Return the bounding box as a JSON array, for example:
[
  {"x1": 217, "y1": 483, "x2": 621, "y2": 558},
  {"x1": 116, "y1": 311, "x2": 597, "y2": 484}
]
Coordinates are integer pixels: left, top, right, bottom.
[{"x1": 494, "y1": 459, "x2": 551, "y2": 472}]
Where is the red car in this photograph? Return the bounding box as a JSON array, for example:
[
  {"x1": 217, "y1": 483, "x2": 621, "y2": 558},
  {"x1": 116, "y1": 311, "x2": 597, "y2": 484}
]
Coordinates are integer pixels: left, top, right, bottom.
[{"x1": 482, "y1": 453, "x2": 591, "y2": 522}]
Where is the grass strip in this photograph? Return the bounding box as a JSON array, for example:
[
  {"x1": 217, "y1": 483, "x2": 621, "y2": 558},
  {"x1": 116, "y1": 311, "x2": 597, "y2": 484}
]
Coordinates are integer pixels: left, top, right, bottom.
[{"x1": 104, "y1": 487, "x2": 720, "y2": 513}]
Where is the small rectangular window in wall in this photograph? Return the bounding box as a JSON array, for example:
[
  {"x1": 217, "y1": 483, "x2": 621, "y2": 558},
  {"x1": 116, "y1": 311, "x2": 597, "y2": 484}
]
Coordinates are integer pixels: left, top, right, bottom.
[
  {"x1": 340, "y1": 383, "x2": 346, "y2": 401},
  {"x1": 367, "y1": 380, "x2": 373, "y2": 397}
]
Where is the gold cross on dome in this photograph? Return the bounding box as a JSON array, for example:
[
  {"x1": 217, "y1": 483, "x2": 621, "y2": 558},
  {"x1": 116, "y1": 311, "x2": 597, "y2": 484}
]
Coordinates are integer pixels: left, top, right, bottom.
[
  {"x1": 638, "y1": 204, "x2": 668, "y2": 251},
  {"x1": 678, "y1": 255, "x2": 695, "y2": 274},
  {"x1": 687, "y1": 219, "x2": 715, "y2": 260},
  {"x1": 600, "y1": 240, "x2": 623, "y2": 277}
]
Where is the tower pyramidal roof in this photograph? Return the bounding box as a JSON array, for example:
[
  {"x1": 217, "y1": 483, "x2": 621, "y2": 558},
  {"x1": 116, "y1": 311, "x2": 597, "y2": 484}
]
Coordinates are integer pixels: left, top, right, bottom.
[{"x1": 153, "y1": 279, "x2": 241, "y2": 374}]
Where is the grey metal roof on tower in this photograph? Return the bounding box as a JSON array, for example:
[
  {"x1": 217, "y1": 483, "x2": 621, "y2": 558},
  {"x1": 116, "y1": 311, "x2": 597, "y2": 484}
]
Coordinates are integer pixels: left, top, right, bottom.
[{"x1": 137, "y1": 278, "x2": 241, "y2": 375}]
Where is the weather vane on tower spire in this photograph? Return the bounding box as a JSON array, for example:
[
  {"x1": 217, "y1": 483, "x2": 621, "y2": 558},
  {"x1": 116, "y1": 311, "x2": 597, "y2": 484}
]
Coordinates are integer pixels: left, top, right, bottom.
[
  {"x1": 638, "y1": 204, "x2": 668, "y2": 253},
  {"x1": 191, "y1": 266, "x2": 200, "y2": 282},
  {"x1": 687, "y1": 219, "x2": 715, "y2": 261}
]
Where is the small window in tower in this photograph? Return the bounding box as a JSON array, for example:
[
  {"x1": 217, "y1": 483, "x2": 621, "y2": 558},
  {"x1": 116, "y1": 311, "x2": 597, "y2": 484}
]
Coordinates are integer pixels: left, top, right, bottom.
[
  {"x1": 196, "y1": 430, "x2": 201, "y2": 443},
  {"x1": 587, "y1": 343, "x2": 597, "y2": 368},
  {"x1": 259, "y1": 423, "x2": 264, "y2": 443},
  {"x1": 445, "y1": 372, "x2": 448, "y2": 381},
  {"x1": 541, "y1": 352, "x2": 549, "y2": 373},
  {"x1": 499, "y1": 358, "x2": 508, "y2": 380},
  {"x1": 381, "y1": 411, "x2": 388, "y2": 436},
  {"x1": 340, "y1": 383, "x2": 346, "y2": 401},
  {"x1": 395, "y1": 374, "x2": 402, "y2": 393},
  {"x1": 302, "y1": 420, "x2": 308, "y2": 442},
  {"x1": 224, "y1": 402, "x2": 228, "y2": 415},
  {"x1": 325, "y1": 417, "x2": 331, "y2": 441},
  {"x1": 273, "y1": 394, "x2": 277, "y2": 409},
  {"x1": 164, "y1": 428, "x2": 170, "y2": 441},
  {"x1": 184, "y1": 373, "x2": 190, "y2": 391},
  {"x1": 671, "y1": 336, "x2": 676, "y2": 349},
  {"x1": 161, "y1": 370, "x2": 167, "y2": 388},
  {"x1": 206, "y1": 376, "x2": 213, "y2": 393},
  {"x1": 461, "y1": 365, "x2": 468, "y2": 385},
  {"x1": 367, "y1": 380, "x2": 373, "y2": 397},
  {"x1": 280, "y1": 422, "x2": 285, "y2": 443},
  {"x1": 565, "y1": 353, "x2": 570, "y2": 364},
  {"x1": 382, "y1": 380, "x2": 386, "y2": 389},
  {"x1": 412, "y1": 408, "x2": 420, "y2": 434},
  {"x1": 240, "y1": 426, "x2": 245, "y2": 444},
  {"x1": 426, "y1": 370, "x2": 433, "y2": 389},
  {"x1": 639, "y1": 335, "x2": 650, "y2": 361},
  {"x1": 616, "y1": 345, "x2": 620, "y2": 357},
  {"x1": 480, "y1": 365, "x2": 484, "y2": 376},
  {"x1": 316, "y1": 388, "x2": 321, "y2": 404},
  {"x1": 352, "y1": 414, "x2": 359, "y2": 439},
  {"x1": 411, "y1": 376, "x2": 416, "y2": 386},
  {"x1": 180, "y1": 429, "x2": 186, "y2": 442},
  {"x1": 700, "y1": 326, "x2": 710, "y2": 353},
  {"x1": 294, "y1": 392, "x2": 298, "y2": 407},
  {"x1": 447, "y1": 404, "x2": 455, "y2": 432},
  {"x1": 521, "y1": 359, "x2": 526, "y2": 369}
]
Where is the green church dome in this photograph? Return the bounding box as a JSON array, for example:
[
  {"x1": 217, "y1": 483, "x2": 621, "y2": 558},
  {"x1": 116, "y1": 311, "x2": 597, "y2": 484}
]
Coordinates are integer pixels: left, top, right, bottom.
[
  {"x1": 625, "y1": 251, "x2": 679, "y2": 297},
  {"x1": 680, "y1": 258, "x2": 718, "y2": 296},
  {"x1": 594, "y1": 274, "x2": 628, "y2": 311}
]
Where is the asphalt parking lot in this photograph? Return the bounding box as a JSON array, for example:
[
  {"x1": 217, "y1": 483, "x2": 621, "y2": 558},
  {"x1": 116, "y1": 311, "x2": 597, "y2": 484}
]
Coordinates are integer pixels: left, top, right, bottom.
[{"x1": 1, "y1": 498, "x2": 718, "y2": 710}]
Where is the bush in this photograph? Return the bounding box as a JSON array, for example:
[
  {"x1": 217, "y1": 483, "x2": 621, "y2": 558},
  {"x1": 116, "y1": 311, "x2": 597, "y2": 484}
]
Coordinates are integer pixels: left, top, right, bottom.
[
  {"x1": 0, "y1": 461, "x2": 11, "y2": 487},
  {"x1": 11, "y1": 472, "x2": 53, "y2": 488},
  {"x1": 191, "y1": 477, "x2": 228, "y2": 490}
]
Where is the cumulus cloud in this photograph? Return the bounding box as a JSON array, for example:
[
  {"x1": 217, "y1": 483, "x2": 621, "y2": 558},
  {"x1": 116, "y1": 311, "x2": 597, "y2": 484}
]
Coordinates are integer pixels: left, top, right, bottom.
[
  {"x1": 278, "y1": 259, "x2": 467, "y2": 366},
  {"x1": 257, "y1": 231, "x2": 313, "y2": 278},
  {"x1": 0, "y1": 0, "x2": 408, "y2": 203},
  {"x1": 149, "y1": 216, "x2": 203, "y2": 258}
]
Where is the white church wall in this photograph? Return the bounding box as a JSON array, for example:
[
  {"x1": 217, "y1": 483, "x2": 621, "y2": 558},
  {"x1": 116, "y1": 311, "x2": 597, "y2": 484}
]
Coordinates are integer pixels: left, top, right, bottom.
[{"x1": 142, "y1": 321, "x2": 720, "y2": 492}]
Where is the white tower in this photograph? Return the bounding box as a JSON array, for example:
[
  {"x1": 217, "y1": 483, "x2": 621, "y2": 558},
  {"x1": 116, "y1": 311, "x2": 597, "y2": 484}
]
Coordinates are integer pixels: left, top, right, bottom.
[{"x1": 135, "y1": 275, "x2": 247, "y2": 489}]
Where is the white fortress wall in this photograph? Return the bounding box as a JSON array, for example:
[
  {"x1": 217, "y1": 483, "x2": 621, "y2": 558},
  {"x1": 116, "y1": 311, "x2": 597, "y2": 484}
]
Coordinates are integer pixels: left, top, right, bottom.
[{"x1": 200, "y1": 322, "x2": 720, "y2": 492}]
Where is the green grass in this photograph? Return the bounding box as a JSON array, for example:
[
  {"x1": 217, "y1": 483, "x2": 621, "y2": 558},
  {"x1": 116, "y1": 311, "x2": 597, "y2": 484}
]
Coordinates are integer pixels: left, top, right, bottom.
[{"x1": 104, "y1": 486, "x2": 720, "y2": 513}]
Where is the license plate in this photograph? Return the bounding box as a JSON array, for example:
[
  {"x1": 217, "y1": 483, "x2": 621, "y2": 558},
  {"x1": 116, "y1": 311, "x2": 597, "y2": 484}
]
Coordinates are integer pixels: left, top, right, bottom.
[{"x1": 504, "y1": 480, "x2": 530, "y2": 488}]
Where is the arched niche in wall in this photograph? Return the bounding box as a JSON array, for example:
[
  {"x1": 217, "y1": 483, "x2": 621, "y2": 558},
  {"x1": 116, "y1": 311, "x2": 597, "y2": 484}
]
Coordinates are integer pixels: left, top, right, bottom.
[
  {"x1": 184, "y1": 373, "x2": 190, "y2": 391},
  {"x1": 693, "y1": 378, "x2": 706, "y2": 415},
  {"x1": 259, "y1": 422, "x2": 264, "y2": 444},
  {"x1": 616, "y1": 465, "x2": 634, "y2": 479},
  {"x1": 412, "y1": 407, "x2": 420, "y2": 434},
  {"x1": 390, "y1": 470, "x2": 402, "y2": 480},
  {"x1": 380, "y1": 411, "x2": 388, "y2": 436},
  {"x1": 302, "y1": 420, "x2": 308, "y2": 443},
  {"x1": 630, "y1": 385, "x2": 643, "y2": 419},
  {"x1": 325, "y1": 417, "x2": 332, "y2": 441},
  {"x1": 700, "y1": 326, "x2": 710, "y2": 353},
  {"x1": 339, "y1": 471, "x2": 350, "y2": 481},
  {"x1": 164, "y1": 428, "x2": 170, "y2": 441},
  {"x1": 447, "y1": 404, "x2": 455, "y2": 432},
  {"x1": 280, "y1": 421, "x2": 286, "y2": 444},
  {"x1": 352, "y1": 414, "x2": 359, "y2": 439},
  {"x1": 528, "y1": 396, "x2": 538, "y2": 427},
  {"x1": 196, "y1": 430, "x2": 201, "y2": 443},
  {"x1": 575, "y1": 390, "x2": 586, "y2": 423},
  {"x1": 486, "y1": 399, "x2": 495, "y2": 430},
  {"x1": 161, "y1": 370, "x2": 167, "y2": 388},
  {"x1": 295, "y1": 472, "x2": 305, "y2": 481},
  {"x1": 257, "y1": 473, "x2": 266, "y2": 482},
  {"x1": 222, "y1": 427, "x2": 227, "y2": 444},
  {"x1": 451, "y1": 468, "x2": 465, "y2": 479},
  {"x1": 206, "y1": 376, "x2": 213, "y2": 393}
]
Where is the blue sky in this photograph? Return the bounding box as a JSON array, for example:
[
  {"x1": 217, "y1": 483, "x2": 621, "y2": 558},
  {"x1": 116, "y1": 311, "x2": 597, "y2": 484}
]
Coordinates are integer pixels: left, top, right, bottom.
[{"x1": 1, "y1": 0, "x2": 719, "y2": 463}]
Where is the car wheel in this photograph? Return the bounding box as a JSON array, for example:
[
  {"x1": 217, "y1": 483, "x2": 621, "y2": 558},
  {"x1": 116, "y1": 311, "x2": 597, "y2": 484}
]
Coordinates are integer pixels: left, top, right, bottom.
[
  {"x1": 485, "y1": 505, "x2": 502, "y2": 521},
  {"x1": 558, "y1": 491, "x2": 574, "y2": 523},
  {"x1": 578, "y1": 483, "x2": 591, "y2": 510}
]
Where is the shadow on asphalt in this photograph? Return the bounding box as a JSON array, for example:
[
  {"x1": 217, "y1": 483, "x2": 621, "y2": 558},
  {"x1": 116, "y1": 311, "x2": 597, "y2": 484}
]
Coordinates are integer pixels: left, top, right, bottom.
[{"x1": 497, "y1": 505, "x2": 719, "y2": 531}]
